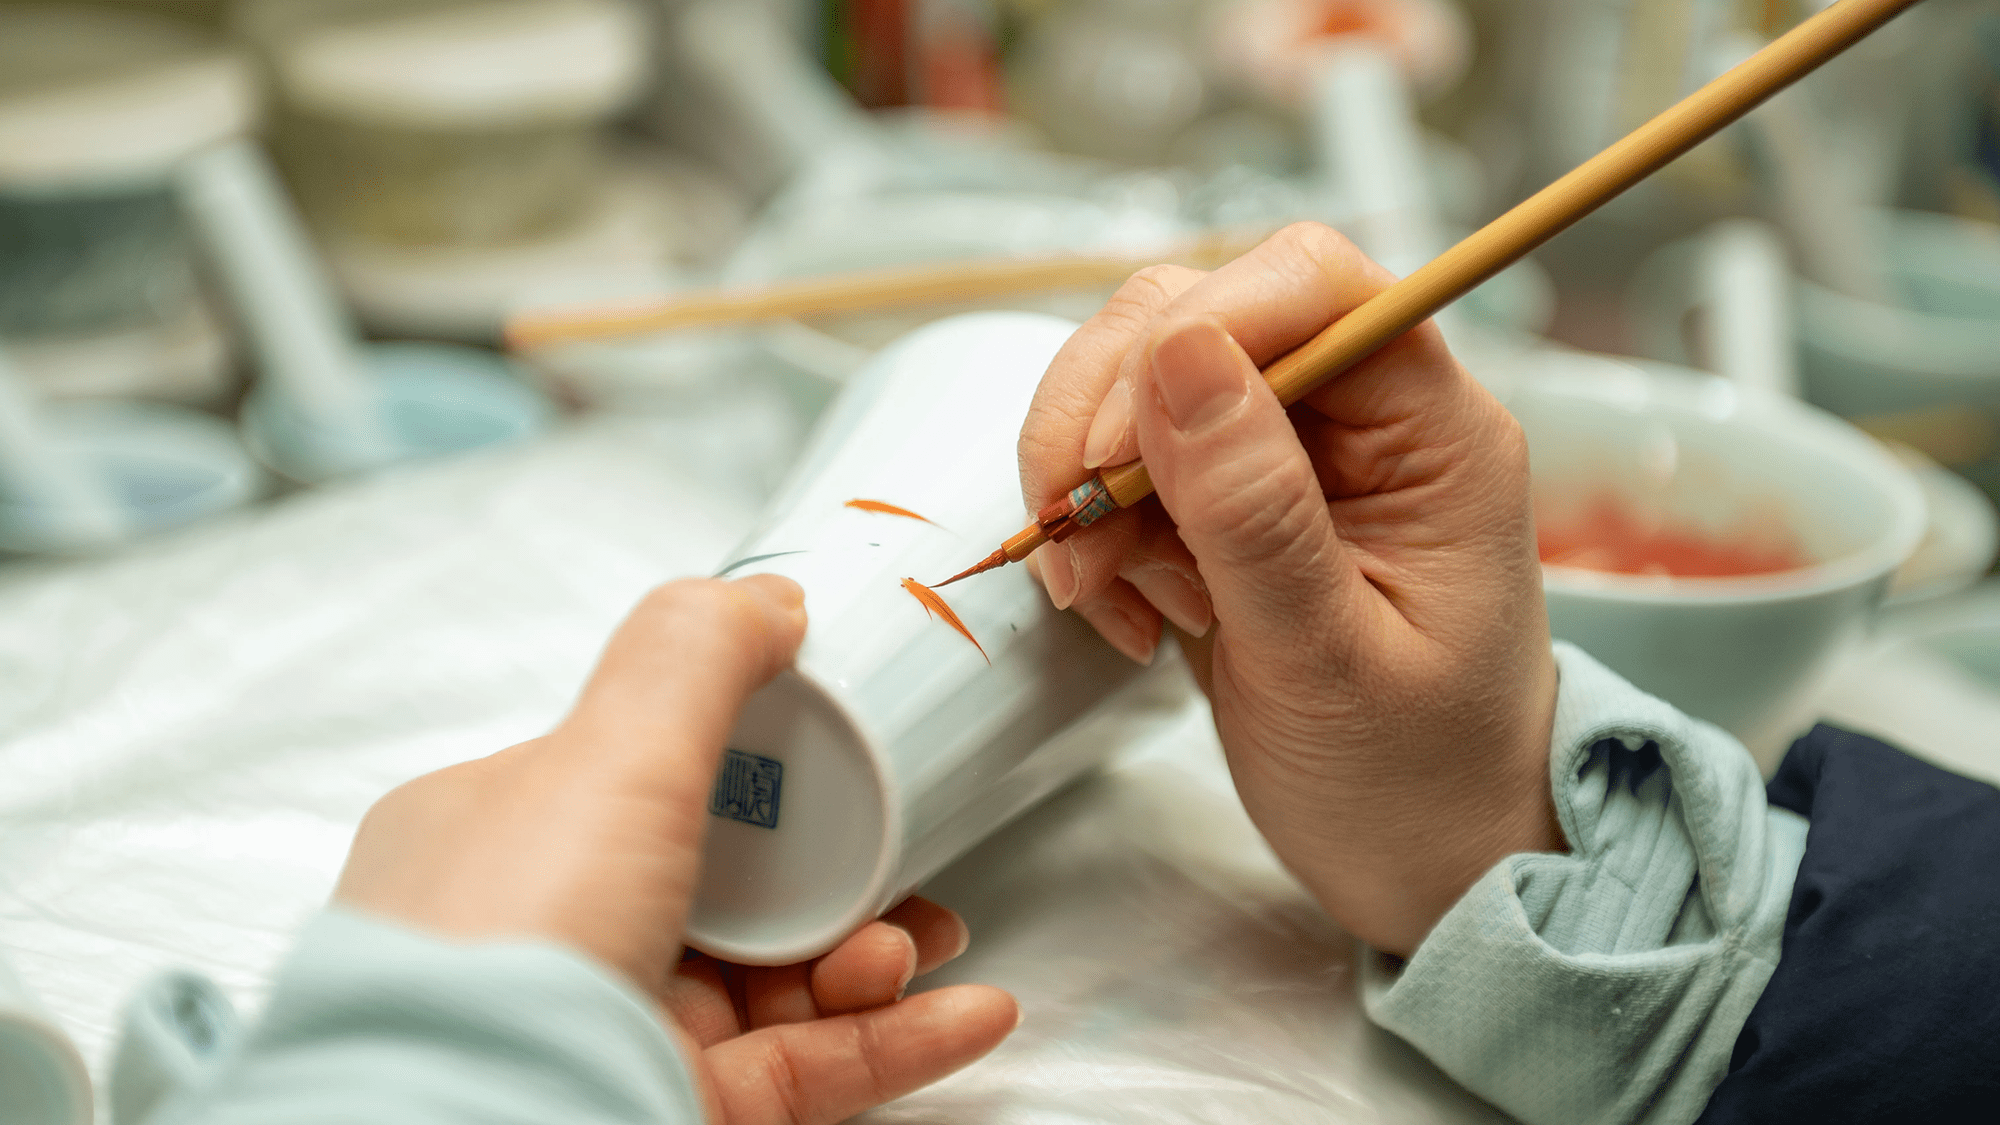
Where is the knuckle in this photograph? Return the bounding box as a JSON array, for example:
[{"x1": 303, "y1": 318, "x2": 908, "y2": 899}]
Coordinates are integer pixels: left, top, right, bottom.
[
  {"x1": 1203, "y1": 461, "x2": 1330, "y2": 571},
  {"x1": 1106, "y1": 264, "x2": 1197, "y2": 324},
  {"x1": 1265, "y1": 221, "x2": 1386, "y2": 302},
  {"x1": 851, "y1": 1014, "x2": 897, "y2": 1104},
  {"x1": 1270, "y1": 221, "x2": 1357, "y2": 267}
]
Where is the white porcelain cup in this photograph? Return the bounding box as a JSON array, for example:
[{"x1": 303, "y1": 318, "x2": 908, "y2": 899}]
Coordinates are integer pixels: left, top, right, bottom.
[
  {"x1": 686, "y1": 312, "x2": 1188, "y2": 966},
  {"x1": 1491, "y1": 350, "x2": 1926, "y2": 769},
  {"x1": 0, "y1": 954, "x2": 91, "y2": 1125}
]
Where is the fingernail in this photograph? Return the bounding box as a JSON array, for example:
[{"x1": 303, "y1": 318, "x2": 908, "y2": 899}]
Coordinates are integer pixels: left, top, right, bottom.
[
  {"x1": 1094, "y1": 604, "x2": 1158, "y2": 666},
  {"x1": 1130, "y1": 566, "x2": 1212, "y2": 637},
  {"x1": 738, "y1": 574, "x2": 804, "y2": 608},
  {"x1": 1151, "y1": 320, "x2": 1249, "y2": 433},
  {"x1": 1081, "y1": 378, "x2": 1135, "y2": 469},
  {"x1": 739, "y1": 575, "x2": 807, "y2": 631},
  {"x1": 947, "y1": 913, "x2": 971, "y2": 961},
  {"x1": 1040, "y1": 544, "x2": 1078, "y2": 611},
  {"x1": 894, "y1": 934, "x2": 917, "y2": 999}
]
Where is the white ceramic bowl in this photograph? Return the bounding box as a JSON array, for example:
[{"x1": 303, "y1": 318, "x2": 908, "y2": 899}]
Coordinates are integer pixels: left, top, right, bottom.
[{"x1": 1493, "y1": 351, "x2": 1926, "y2": 764}]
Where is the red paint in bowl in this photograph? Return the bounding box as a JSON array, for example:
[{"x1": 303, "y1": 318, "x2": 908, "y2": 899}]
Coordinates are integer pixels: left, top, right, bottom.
[{"x1": 1537, "y1": 492, "x2": 1811, "y2": 578}]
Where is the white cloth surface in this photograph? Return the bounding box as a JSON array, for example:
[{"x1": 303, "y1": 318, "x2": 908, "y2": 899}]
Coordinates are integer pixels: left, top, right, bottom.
[{"x1": 0, "y1": 414, "x2": 1511, "y2": 1123}]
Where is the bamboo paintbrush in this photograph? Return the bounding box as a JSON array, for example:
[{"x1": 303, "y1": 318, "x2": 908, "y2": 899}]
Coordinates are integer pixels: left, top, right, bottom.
[
  {"x1": 503, "y1": 229, "x2": 1269, "y2": 349},
  {"x1": 936, "y1": 0, "x2": 1927, "y2": 589}
]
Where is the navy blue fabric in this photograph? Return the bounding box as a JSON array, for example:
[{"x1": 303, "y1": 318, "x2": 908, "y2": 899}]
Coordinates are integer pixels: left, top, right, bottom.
[{"x1": 1696, "y1": 724, "x2": 2000, "y2": 1123}]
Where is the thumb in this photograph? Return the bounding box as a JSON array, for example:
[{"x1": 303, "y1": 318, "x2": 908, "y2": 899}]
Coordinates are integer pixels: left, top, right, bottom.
[
  {"x1": 1132, "y1": 317, "x2": 1355, "y2": 651},
  {"x1": 557, "y1": 574, "x2": 807, "y2": 803}
]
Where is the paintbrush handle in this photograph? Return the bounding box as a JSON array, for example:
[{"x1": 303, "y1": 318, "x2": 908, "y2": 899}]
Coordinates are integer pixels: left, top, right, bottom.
[
  {"x1": 505, "y1": 230, "x2": 1266, "y2": 348},
  {"x1": 1075, "y1": 0, "x2": 1922, "y2": 528}
]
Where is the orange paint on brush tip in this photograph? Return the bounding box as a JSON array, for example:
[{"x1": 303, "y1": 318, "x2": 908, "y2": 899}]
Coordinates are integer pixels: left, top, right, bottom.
[
  {"x1": 846, "y1": 499, "x2": 937, "y2": 524},
  {"x1": 901, "y1": 578, "x2": 989, "y2": 663},
  {"x1": 1537, "y1": 492, "x2": 1810, "y2": 578}
]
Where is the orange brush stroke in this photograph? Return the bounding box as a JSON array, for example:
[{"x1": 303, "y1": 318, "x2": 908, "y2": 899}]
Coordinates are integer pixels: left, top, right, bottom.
[
  {"x1": 901, "y1": 578, "x2": 989, "y2": 663},
  {"x1": 846, "y1": 498, "x2": 938, "y2": 525}
]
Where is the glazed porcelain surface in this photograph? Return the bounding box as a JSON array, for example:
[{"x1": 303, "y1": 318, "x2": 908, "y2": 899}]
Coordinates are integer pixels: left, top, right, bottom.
[{"x1": 686, "y1": 311, "x2": 1185, "y2": 965}]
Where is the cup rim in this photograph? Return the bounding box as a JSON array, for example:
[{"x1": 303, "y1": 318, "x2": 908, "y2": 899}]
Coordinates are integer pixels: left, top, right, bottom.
[{"x1": 1508, "y1": 354, "x2": 1928, "y2": 606}]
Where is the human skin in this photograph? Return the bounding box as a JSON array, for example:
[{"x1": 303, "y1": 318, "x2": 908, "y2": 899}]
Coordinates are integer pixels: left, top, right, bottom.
[
  {"x1": 337, "y1": 574, "x2": 1019, "y2": 1125},
  {"x1": 1018, "y1": 222, "x2": 1563, "y2": 957}
]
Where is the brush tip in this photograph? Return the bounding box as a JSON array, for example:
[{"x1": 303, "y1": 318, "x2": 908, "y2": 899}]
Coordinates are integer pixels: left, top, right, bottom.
[{"x1": 935, "y1": 548, "x2": 1007, "y2": 588}]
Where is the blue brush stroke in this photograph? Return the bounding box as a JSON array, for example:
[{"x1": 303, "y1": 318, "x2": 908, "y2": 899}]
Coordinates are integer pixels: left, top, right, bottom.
[{"x1": 714, "y1": 550, "x2": 807, "y2": 577}]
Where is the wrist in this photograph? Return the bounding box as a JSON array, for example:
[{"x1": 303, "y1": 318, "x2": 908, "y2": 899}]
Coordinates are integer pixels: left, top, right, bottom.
[{"x1": 1272, "y1": 646, "x2": 1563, "y2": 957}]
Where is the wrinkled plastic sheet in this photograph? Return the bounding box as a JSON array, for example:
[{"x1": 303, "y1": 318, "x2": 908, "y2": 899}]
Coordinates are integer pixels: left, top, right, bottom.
[{"x1": 0, "y1": 412, "x2": 1511, "y2": 1123}]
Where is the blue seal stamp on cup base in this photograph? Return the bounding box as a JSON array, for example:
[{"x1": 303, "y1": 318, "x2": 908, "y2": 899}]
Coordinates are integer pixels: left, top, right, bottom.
[{"x1": 709, "y1": 749, "x2": 783, "y2": 830}]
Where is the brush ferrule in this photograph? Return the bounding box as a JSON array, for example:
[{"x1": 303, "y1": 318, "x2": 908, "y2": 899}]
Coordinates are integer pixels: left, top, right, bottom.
[{"x1": 1038, "y1": 477, "x2": 1117, "y2": 542}]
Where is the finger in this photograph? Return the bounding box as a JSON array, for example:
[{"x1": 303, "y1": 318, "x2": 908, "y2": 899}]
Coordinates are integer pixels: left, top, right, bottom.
[
  {"x1": 1118, "y1": 514, "x2": 1211, "y2": 638},
  {"x1": 809, "y1": 921, "x2": 917, "y2": 1015},
  {"x1": 1021, "y1": 265, "x2": 1204, "y2": 611},
  {"x1": 1073, "y1": 578, "x2": 1162, "y2": 666},
  {"x1": 1020, "y1": 264, "x2": 1204, "y2": 509},
  {"x1": 666, "y1": 955, "x2": 746, "y2": 1048},
  {"x1": 880, "y1": 896, "x2": 971, "y2": 977},
  {"x1": 703, "y1": 985, "x2": 1019, "y2": 1125},
  {"x1": 745, "y1": 962, "x2": 819, "y2": 1028},
  {"x1": 557, "y1": 575, "x2": 806, "y2": 804},
  {"x1": 1133, "y1": 317, "x2": 1360, "y2": 663},
  {"x1": 1138, "y1": 222, "x2": 1462, "y2": 431}
]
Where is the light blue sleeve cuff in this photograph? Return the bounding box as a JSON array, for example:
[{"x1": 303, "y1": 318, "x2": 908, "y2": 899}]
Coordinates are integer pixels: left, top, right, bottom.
[
  {"x1": 141, "y1": 908, "x2": 703, "y2": 1125},
  {"x1": 1362, "y1": 642, "x2": 1807, "y2": 1125}
]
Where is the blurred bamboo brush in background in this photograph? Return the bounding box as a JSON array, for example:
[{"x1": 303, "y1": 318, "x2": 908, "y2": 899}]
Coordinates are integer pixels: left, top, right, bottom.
[
  {"x1": 935, "y1": 0, "x2": 1930, "y2": 589},
  {"x1": 502, "y1": 228, "x2": 1271, "y2": 349}
]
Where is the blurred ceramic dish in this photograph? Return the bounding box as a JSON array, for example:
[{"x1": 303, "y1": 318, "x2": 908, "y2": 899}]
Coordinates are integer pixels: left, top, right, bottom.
[
  {"x1": 326, "y1": 156, "x2": 696, "y2": 343},
  {"x1": 1495, "y1": 350, "x2": 1925, "y2": 769},
  {"x1": 687, "y1": 312, "x2": 1187, "y2": 965},
  {"x1": 1885, "y1": 444, "x2": 1999, "y2": 605},
  {"x1": 241, "y1": 342, "x2": 550, "y2": 485},
  {"x1": 723, "y1": 191, "x2": 1181, "y2": 386},
  {"x1": 0, "y1": 954, "x2": 90, "y2": 1125},
  {"x1": 0, "y1": 5, "x2": 247, "y2": 403},
  {"x1": 242, "y1": 0, "x2": 649, "y2": 252},
  {"x1": 0, "y1": 401, "x2": 263, "y2": 557},
  {"x1": 1797, "y1": 209, "x2": 2000, "y2": 420}
]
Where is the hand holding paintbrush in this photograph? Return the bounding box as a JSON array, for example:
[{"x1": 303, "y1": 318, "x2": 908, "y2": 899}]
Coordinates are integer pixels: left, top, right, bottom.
[{"x1": 975, "y1": 0, "x2": 1927, "y2": 957}]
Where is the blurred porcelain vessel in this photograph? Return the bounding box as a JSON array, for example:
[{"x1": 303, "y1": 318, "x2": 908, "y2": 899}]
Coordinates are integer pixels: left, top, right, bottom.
[
  {"x1": 239, "y1": 0, "x2": 669, "y2": 341},
  {"x1": 724, "y1": 190, "x2": 1181, "y2": 388},
  {"x1": 1796, "y1": 209, "x2": 2000, "y2": 421},
  {"x1": 1494, "y1": 350, "x2": 1926, "y2": 771},
  {"x1": 0, "y1": 5, "x2": 245, "y2": 404},
  {"x1": 0, "y1": 952, "x2": 90, "y2": 1125},
  {"x1": 687, "y1": 312, "x2": 1187, "y2": 966}
]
